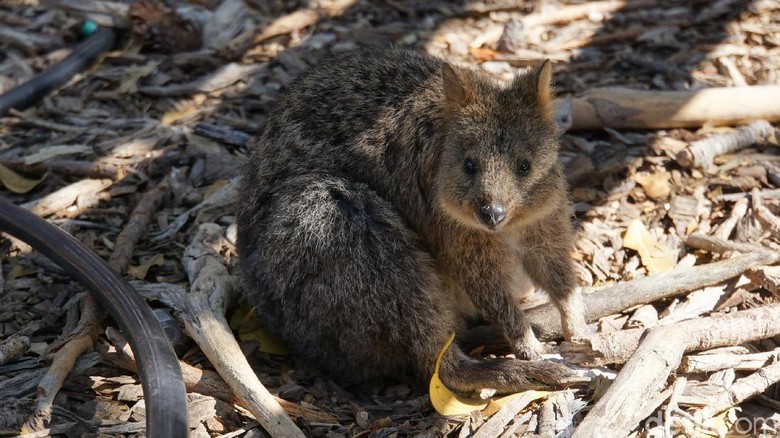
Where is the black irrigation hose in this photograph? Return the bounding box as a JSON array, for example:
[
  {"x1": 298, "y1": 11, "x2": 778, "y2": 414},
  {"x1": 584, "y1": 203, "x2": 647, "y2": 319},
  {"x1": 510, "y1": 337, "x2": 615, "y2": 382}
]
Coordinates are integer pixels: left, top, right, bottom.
[
  {"x1": 0, "y1": 26, "x2": 117, "y2": 116},
  {"x1": 0, "y1": 197, "x2": 188, "y2": 438}
]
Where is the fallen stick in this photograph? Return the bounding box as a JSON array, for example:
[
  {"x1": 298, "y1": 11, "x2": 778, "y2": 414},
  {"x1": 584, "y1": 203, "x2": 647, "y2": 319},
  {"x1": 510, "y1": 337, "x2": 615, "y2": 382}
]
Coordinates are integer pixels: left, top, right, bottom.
[
  {"x1": 676, "y1": 120, "x2": 774, "y2": 168},
  {"x1": 712, "y1": 198, "x2": 748, "y2": 240},
  {"x1": 21, "y1": 178, "x2": 112, "y2": 217},
  {"x1": 753, "y1": 188, "x2": 780, "y2": 240},
  {"x1": 108, "y1": 181, "x2": 169, "y2": 274},
  {"x1": 572, "y1": 305, "x2": 780, "y2": 437},
  {"x1": 102, "y1": 326, "x2": 339, "y2": 424},
  {"x1": 528, "y1": 251, "x2": 779, "y2": 340},
  {"x1": 0, "y1": 157, "x2": 122, "y2": 180},
  {"x1": 146, "y1": 224, "x2": 305, "y2": 437},
  {"x1": 22, "y1": 295, "x2": 102, "y2": 432},
  {"x1": 716, "y1": 188, "x2": 780, "y2": 202},
  {"x1": 696, "y1": 361, "x2": 780, "y2": 419},
  {"x1": 680, "y1": 349, "x2": 780, "y2": 373},
  {"x1": 558, "y1": 86, "x2": 780, "y2": 130},
  {"x1": 528, "y1": 0, "x2": 656, "y2": 25},
  {"x1": 685, "y1": 232, "x2": 770, "y2": 255},
  {"x1": 464, "y1": 0, "x2": 655, "y2": 22}
]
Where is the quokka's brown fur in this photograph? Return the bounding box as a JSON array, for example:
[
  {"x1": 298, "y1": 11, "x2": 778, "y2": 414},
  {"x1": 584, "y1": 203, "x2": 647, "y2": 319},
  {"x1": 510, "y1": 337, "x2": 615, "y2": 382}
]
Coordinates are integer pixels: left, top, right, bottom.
[{"x1": 237, "y1": 47, "x2": 588, "y2": 393}]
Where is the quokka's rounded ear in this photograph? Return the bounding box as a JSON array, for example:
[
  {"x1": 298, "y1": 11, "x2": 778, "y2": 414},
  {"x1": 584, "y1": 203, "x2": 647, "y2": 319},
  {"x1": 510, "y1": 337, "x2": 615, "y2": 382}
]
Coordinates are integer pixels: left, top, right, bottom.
[
  {"x1": 533, "y1": 59, "x2": 554, "y2": 107},
  {"x1": 532, "y1": 59, "x2": 554, "y2": 122},
  {"x1": 442, "y1": 63, "x2": 472, "y2": 113},
  {"x1": 514, "y1": 59, "x2": 555, "y2": 123}
]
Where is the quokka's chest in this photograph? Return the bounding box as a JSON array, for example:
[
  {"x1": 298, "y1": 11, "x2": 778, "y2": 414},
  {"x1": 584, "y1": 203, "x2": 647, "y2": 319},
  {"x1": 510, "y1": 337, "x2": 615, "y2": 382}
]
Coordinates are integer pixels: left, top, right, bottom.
[{"x1": 446, "y1": 255, "x2": 537, "y2": 321}]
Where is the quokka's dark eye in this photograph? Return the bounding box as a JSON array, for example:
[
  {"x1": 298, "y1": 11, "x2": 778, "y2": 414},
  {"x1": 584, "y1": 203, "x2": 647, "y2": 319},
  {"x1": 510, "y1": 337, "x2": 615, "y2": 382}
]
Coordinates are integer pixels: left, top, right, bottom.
[
  {"x1": 518, "y1": 160, "x2": 531, "y2": 176},
  {"x1": 464, "y1": 158, "x2": 476, "y2": 175}
]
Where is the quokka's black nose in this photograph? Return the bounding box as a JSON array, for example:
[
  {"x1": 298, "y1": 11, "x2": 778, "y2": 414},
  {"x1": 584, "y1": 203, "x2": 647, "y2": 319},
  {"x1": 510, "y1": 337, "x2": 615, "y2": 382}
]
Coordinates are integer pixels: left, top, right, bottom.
[{"x1": 479, "y1": 203, "x2": 507, "y2": 226}]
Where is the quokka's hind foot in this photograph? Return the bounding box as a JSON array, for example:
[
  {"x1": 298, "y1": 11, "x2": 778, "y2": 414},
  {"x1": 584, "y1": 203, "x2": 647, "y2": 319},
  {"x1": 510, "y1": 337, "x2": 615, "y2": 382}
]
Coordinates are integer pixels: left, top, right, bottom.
[{"x1": 438, "y1": 344, "x2": 588, "y2": 394}]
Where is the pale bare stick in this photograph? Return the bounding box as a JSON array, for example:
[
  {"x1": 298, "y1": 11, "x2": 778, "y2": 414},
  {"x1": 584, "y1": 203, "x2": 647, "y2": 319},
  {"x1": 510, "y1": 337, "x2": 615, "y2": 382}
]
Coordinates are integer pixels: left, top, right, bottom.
[
  {"x1": 522, "y1": 0, "x2": 656, "y2": 25},
  {"x1": 755, "y1": 205, "x2": 780, "y2": 240},
  {"x1": 473, "y1": 391, "x2": 547, "y2": 438},
  {"x1": 21, "y1": 178, "x2": 112, "y2": 217},
  {"x1": 146, "y1": 224, "x2": 305, "y2": 437},
  {"x1": 557, "y1": 86, "x2": 780, "y2": 130},
  {"x1": 680, "y1": 349, "x2": 780, "y2": 373},
  {"x1": 696, "y1": 361, "x2": 780, "y2": 419},
  {"x1": 528, "y1": 251, "x2": 779, "y2": 341},
  {"x1": 712, "y1": 198, "x2": 748, "y2": 240},
  {"x1": 685, "y1": 232, "x2": 771, "y2": 255},
  {"x1": 572, "y1": 305, "x2": 780, "y2": 438},
  {"x1": 22, "y1": 295, "x2": 102, "y2": 432},
  {"x1": 455, "y1": 0, "x2": 654, "y2": 18},
  {"x1": 676, "y1": 120, "x2": 774, "y2": 168}
]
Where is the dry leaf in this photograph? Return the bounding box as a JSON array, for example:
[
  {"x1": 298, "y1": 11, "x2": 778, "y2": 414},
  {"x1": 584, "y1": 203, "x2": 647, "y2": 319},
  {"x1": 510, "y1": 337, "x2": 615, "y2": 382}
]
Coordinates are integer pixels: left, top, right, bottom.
[
  {"x1": 118, "y1": 62, "x2": 158, "y2": 94},
  {"x1": 230, "y1": 304, "x2": 289, "y2": 355},
  {"x1": 161, "y1": 95, "x2": 206, "y2": 126},
  {"x1": 126, "y1": 253, "x2": 165, "y2": 280},
  {"x1": 469, "y1": 46, "x2": 499, "y2": 61},
  {"x1": 0, "y1": 163, "x2": 46, "y2": 194},
  {"x1": 623, "y1": 220, "x2": 677, "y2": 274},
  {"x1": 634, "y1": 171, "x2": 671, "y2": 200},
  {"x1": 22, "y1": 144, "x2": 92, "y2": 165},
  {"x1": 429, "y1": 332, "x2": 548, "y2": 417}
]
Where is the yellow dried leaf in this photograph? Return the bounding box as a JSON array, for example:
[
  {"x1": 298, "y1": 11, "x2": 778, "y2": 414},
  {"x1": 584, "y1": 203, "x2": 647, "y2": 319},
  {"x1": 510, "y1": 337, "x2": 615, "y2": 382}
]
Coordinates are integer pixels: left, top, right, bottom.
[
  {"x1": 429, "y1": 333, "x2": 489, "y2": 417},
  {"x1": 429, "y1": 332, "x2": 549, "y2": 418},
  {"x1": 230, "y1": 304, "x2": 289, "y2": 355},
  {"x1": 623, "y1": 220, "x2": 677, "y2": 274},
  {"x1": 634, "y1": 171, "x2": 671, "y2": 200},
  {"x1": 126, "y1": 253, "x2": 165, "y2": 280},
  {"x1": 0, "y1": 163, "x2": 46, "y2": 194}
]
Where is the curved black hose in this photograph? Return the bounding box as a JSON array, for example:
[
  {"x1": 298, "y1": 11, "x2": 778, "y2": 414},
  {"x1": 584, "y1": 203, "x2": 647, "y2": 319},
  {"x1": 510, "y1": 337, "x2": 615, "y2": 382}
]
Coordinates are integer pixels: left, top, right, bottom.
[
  {"x1": 0, "y1": 27, "x2": 117, "y2": 116},
  {"x1": 0, "y1": 197, "x2": 188, "y2": 438}
]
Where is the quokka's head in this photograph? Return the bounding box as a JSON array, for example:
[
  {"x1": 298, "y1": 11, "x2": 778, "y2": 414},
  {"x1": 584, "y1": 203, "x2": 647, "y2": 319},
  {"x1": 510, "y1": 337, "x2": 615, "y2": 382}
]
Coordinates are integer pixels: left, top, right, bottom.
[{"x1": 435, "y1": 60, "x2": 567, "y2": 232}]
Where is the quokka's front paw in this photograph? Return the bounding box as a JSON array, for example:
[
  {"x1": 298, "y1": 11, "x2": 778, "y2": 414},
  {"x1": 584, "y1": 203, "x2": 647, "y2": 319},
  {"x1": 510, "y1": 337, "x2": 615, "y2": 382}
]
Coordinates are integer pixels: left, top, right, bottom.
[{"x1": 511, "y1": 334, "x2": 545, "y2": 361}]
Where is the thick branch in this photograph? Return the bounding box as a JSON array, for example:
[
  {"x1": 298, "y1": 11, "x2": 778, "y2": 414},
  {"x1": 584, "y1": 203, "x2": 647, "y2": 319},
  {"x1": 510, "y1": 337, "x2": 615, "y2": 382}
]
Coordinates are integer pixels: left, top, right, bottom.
[
  {"x1": 528, "y1": 251, "x2": 779, "y2": 340},
  {"x1": 560, "y1": 86, "x2": 780, "y2": 130}
]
